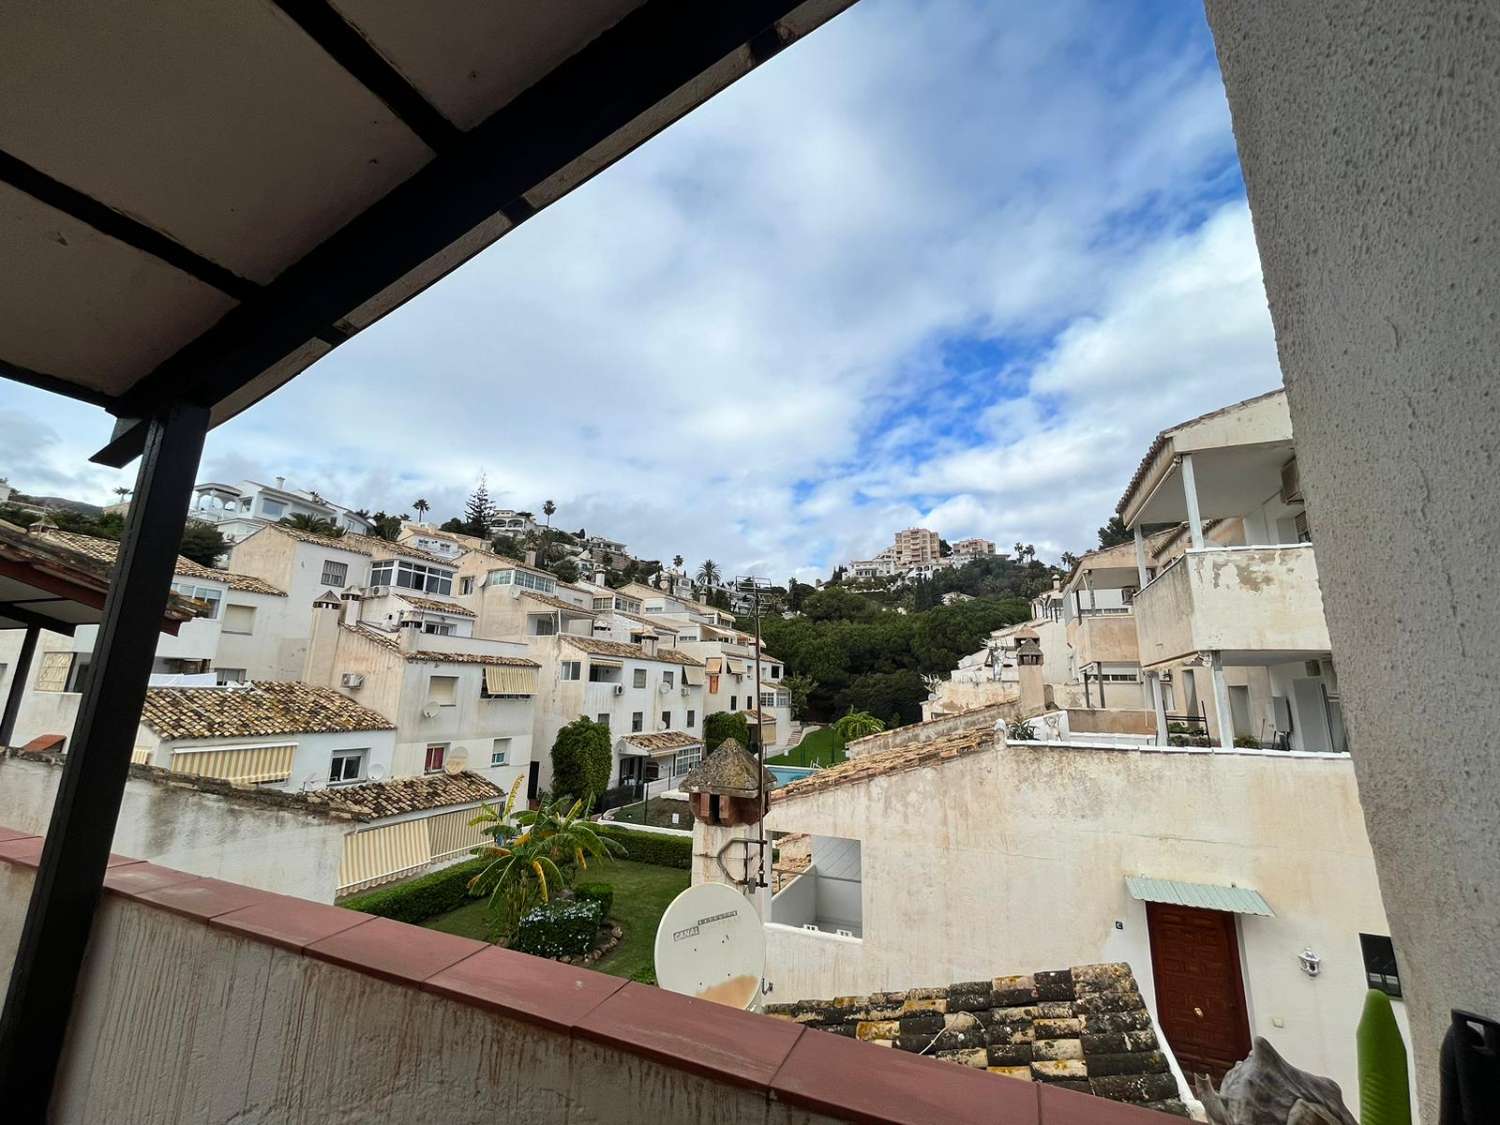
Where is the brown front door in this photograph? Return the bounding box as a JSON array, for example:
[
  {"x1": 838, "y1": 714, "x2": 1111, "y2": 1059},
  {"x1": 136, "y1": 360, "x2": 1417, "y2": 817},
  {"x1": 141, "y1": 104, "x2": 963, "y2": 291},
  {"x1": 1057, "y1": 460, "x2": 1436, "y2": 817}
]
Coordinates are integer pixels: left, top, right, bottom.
[{"x1": 1146, "y1": 902, "x2": 1252, "y2": 1085}]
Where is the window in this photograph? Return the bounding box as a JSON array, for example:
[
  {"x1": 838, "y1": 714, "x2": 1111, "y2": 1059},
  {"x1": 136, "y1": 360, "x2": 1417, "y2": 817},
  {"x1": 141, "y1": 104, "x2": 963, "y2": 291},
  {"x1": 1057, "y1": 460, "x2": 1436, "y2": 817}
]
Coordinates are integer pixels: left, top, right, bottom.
[
  {"x1": 770, "y1": 666, "x2": 781, "y2": 680},
  {"x1": 561, "y1": 661, "x2": 581, "y2": 681},
  {"x1": 661, "y1": 711, "x2": 672, "y2": 729},
  {"x1": 596, "y1": 713, "x2": 610, "y2": 729},
  {"x1": 64, "y1": 656, "x2": 92, "y2": 695},
  {"x1": 633, "y1": 668, "x2": 647, "y2": 689},
  {"x1": 222, "y1": 604, "x2": 256, "y2": 635},
  {"x1": 35, "y1": 651, "x2": 72, "y2": 692},
  {"x1": 172, "y1": 582, "x2": 223, "y2": 619},
  {"x1": 422, "y1": 621, "x2": 455, "y2": 636},
  {"x1": 370, "y1": 558, "x2": 455, "y2": 595},
  {"x1": 631, "y1": 712, "x2": 644, "y2": 733},
  {"x1": 673, "y1": 746, "x2": 701, "y2": 775},
  {"x1": 663, "y1": 670, "x2": 675, "y2": 688},
  {"x1": 593, "y1": 597, "x2": 612, "y2": 611},
  {"x1": 215, "y1": 668, "x2": 247, "y2": 685},
  {"x1": 424, "y1": 743, "x2": 447, "y2": 773},
  {"x1": 490, "y1": 738, "x2": 511, "y2": 767},
  {"x1": 459, "y1": 576, "x2": 475, "y2": 595},
  {"x1": 686, "y1": 709, "x2": 696, "y2": 728},
  {"x1": 532, "y1": 615, "x2": 557, "y2": 636},
  {"x1": 761, "y1": 692, "x2": 777, "y2": 708},
  {"x1": 328, "y1": 749, "x2": 365, "y2": 784},
  {"x1": 320, "y1": 560, "x2": 348, "y2": 587},
  {"x1": 484, "y1": 568, "x2": 555, "y2": 594},
  {"x1": 428, "y1": 675, "x2": 458, "y2": 706},
  {"x1": 730, "y1": 695, "x2": 738, "y2": 710},
  {"x1": 261, "y1": 498, "x2": 286, "y2": 518},
  {"x1": 1361, "y1": 934, "x2": 1402, "y2": 998}
]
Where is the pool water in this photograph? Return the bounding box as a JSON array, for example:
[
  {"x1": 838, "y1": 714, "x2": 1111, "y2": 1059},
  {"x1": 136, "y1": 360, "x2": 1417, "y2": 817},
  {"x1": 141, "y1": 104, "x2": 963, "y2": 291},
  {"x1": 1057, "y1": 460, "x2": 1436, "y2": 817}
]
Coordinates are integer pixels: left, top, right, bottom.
[{"x1": 767, "y1": 765, "x2": 816, "y2": 788}]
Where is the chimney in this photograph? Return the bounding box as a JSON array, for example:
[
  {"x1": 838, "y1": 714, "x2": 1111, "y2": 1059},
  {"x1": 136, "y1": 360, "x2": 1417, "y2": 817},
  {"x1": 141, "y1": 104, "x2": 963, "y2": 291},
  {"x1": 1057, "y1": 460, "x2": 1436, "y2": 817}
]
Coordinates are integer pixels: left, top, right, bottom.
[
  {"x1": 525, "y1": 549, "x2": 537, "y2": 567},
  {"x1": 641, "y1": 635, "x2": 658, "y2": 658},
  {"x1": 399, "y1": 618, "x2": 422, "y2": 654},
  {"x1": 1014, "y1": 628, "x2": 1045, "y2": 715},
  {"x1": 594, "y1": 570, "x2": 606, "y2": 587},
  {"x1": 305, "y1": 599, "x2": 341, "y2": 685},
  {"x1": 274, "y1": 475, "x2": 285, "y2": 490},
  {"x1": 339, "y1": 588, "x2": 363, "y2": 627}
]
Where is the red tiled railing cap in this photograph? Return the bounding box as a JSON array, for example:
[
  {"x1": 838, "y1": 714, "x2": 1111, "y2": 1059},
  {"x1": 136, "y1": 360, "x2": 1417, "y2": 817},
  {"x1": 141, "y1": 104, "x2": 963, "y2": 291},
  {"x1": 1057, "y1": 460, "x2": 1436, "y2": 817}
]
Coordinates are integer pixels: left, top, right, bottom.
[{"x1": 0, "y1": 826, "x2": 1178, "y2": 1124}]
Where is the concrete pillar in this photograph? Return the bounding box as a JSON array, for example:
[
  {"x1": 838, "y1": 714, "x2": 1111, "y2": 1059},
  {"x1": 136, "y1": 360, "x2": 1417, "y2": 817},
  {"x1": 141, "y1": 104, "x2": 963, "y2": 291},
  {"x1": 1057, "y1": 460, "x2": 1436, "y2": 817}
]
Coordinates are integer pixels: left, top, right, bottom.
[
  {"x1": 1207, "y1": 7, "x2": 1499, "y2": 1109},
  {"x1": 1180, "y1": 454, "x2": 1205, "y2": 550},
  {"x1": 1207, "y1": 652, "x2": 1234, "y2": 751},
  {"x1": 1149, "y1": 672, "x2": 1168, "y2": 746},
  {"x1": 1132, "y1": 525, "x2": 1150, "y2": 586}
]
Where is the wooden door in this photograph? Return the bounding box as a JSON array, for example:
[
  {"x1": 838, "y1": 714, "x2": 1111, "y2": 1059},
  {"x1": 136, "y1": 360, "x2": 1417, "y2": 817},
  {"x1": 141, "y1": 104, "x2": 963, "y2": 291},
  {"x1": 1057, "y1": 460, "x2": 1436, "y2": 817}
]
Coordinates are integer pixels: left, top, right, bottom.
[{"x1": 1146, "y1": 902, "x2": 1252, "y2": 1084}]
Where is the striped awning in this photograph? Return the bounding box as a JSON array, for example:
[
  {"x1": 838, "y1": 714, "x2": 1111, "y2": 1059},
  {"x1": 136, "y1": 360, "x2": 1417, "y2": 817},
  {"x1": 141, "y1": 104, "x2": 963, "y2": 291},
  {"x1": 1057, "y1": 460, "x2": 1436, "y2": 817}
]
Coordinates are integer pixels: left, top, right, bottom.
[
  {"x1": 725, "y1": 657, "x2": 747, "y2": 674},
  {"x1": 682, "y1": 665, "x2": 706, "y2": 687},
  {"x1": 483, "y1": 665, "x2": 537, "y2": 696},
  {"x1": 1126, "y1": 875, "x2": 1274, "y2": 917},
  {"x1": 171, "y1": 742, "x2": 295, "y2": 785},
  {"x1": 704, "y1": 657, "x2": 723, "y2": 674},
  {"x1": 589, "y1": 658, "x2": 623, "y2": 670}
]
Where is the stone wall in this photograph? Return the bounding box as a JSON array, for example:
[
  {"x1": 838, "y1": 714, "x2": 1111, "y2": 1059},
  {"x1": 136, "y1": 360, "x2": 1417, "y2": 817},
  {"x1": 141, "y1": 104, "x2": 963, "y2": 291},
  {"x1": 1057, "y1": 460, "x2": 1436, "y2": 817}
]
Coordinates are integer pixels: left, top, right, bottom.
[{"x1": 846, "y1": 701, "x2": 1012, "y2": 760}]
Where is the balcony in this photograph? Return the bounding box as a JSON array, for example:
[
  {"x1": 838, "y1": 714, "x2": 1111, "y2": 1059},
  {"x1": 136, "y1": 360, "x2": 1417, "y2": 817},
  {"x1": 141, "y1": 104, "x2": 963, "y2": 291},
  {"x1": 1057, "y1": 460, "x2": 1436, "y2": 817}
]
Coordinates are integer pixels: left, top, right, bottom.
[
  {"x1": 1134, "y1": 545, "x2": 1331, "y2": 668},
  {"x1": 1071, "y1": 612, "x2": 1139, "y2": 670}
]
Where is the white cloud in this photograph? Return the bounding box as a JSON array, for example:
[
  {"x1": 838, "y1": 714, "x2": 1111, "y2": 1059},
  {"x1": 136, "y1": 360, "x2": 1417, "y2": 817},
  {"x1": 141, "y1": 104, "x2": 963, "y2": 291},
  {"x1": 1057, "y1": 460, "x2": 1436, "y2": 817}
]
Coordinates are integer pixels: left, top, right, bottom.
[{"x1": 0, "y1": 1, "x2": 1280, "y2": 573}]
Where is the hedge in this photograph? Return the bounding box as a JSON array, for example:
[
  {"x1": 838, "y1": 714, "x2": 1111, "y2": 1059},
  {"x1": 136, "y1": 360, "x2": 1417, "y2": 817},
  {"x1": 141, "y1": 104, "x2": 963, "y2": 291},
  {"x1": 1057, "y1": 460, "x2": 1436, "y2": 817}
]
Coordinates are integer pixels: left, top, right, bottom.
[
  {"x1": 339, "y1": 856, "x2": 489, "y2": 923},
  {"x1": 593, "y1": 825, "x2": 692, "y2": 870},
  {"x1": 573, "y1": 882, "x2": 614, "y2": 919},
  {"x1": 515, "y1": 899, "x2": 603, "y2": 959}
]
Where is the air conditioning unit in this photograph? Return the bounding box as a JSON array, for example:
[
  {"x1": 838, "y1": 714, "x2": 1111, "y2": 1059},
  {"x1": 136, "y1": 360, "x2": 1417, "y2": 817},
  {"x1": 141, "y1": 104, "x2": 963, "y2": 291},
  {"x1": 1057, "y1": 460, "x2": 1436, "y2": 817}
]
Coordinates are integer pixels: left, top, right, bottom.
[
  {"x1": 1305, "y1": 659, "x2": 1323, "y2": 678},
  {"x1": 680, "y1": 686, "x2": 690, "y2": 696},
  {"x1": 366, "y1": 585, "x2": 390, "y2": 598},
  {"x1": 340, "y1": 672, "x2": 365, "y2": 689},
  {"x1": 613, "y1": 684, "x2": 625, "y2": 696}
]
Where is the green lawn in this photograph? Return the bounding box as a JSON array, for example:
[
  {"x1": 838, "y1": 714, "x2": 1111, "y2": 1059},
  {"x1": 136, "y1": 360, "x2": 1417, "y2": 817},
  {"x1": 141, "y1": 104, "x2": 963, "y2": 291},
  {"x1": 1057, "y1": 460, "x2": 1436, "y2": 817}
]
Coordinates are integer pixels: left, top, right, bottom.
[
  {"x1": 767, "y1": 725, "x2": 847, "y2": 767},
  {"x1": 419, "y1": 858, "x2": 689, "y2": 981},
  {"x1": 607, "y1": 797, "x2": 694, "y2": 830}
]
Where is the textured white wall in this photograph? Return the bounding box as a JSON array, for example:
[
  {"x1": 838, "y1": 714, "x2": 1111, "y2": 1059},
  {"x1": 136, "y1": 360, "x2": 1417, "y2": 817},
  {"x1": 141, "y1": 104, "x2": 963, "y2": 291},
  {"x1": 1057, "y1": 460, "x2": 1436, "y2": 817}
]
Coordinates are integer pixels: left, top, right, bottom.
[{"x1": 1206, "y1": 2, "x2": 1500, "y2": 1115}]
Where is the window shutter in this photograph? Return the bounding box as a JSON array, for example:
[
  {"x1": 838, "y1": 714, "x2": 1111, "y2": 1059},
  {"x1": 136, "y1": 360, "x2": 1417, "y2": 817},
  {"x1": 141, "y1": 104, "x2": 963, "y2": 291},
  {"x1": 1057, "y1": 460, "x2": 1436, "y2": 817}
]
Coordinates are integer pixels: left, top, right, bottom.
[{"x1": 36, "y1": 651, "x2": 72, "y2": 692}]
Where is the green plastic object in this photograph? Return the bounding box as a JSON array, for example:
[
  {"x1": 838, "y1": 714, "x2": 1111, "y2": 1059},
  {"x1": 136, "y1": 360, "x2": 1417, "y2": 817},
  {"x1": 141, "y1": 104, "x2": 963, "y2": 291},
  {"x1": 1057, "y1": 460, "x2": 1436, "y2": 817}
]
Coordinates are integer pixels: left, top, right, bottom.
[{"x1": 1358, "y1": 988, "x2": 1412, "y2": 1125}]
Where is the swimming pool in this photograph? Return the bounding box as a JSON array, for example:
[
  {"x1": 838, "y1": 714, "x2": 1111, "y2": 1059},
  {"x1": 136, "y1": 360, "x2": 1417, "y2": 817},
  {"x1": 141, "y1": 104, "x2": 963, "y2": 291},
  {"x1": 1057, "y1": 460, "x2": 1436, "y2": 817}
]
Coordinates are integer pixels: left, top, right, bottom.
[{"x1": 767, "y1": 765, "x2": 816, "y2": 788}]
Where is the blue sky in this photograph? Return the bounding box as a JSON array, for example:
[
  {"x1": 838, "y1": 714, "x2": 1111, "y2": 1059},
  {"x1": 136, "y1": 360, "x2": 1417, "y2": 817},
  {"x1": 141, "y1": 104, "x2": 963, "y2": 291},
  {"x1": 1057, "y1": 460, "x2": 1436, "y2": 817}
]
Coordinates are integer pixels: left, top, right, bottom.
[{"x1": 0, "y1": 0, "x2": 1283, "y2": 580}]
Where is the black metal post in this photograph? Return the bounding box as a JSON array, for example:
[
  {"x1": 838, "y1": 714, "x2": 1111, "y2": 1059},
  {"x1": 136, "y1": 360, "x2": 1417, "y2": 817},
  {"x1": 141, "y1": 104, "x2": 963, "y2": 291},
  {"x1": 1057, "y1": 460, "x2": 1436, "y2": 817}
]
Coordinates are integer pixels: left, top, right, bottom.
[
  {"x1": 0, "y1": 624, "x2": 39, "y2": 747},
  {"x1": 0, "y1": 401, "x2": 208, "y2": 1116}
]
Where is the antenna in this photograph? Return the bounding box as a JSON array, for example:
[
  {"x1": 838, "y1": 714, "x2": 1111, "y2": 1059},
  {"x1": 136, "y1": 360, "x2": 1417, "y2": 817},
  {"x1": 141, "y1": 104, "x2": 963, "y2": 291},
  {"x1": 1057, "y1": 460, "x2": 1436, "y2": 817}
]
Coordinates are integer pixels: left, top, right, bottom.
[{"x1": 654, "y1": 884, "x2": 766, "y2": 1010}]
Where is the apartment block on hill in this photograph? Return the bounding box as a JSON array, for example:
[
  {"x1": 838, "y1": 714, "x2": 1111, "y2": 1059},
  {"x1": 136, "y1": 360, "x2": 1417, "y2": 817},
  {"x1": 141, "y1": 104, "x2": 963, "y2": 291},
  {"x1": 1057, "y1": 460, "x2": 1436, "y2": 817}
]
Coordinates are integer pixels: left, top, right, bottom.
[{"x1": 189, "y1": 477, "x2": 372, "y2": 550}]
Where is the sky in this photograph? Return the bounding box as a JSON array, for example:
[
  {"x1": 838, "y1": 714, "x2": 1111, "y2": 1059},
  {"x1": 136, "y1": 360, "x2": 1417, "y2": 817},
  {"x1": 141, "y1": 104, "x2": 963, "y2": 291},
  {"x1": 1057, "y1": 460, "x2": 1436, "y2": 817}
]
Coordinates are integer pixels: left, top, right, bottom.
[{"x1": 0, "y1": 0, "x2": 1283, "y2": 582}]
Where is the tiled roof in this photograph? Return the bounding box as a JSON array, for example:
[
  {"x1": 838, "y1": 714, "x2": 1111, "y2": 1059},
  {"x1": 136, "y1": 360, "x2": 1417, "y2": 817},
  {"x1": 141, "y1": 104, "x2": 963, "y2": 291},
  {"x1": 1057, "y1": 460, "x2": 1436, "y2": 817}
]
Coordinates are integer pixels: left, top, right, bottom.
[
  {"x1": 617, "y1": 610, "x2": 679, "y2": 633},
  {"x1": 563, "y1": 635, "x2": 704, "y2": 666},
  {"x1": 269, "y1": 524, "x2": 450, "y2": 565},
  {"x1": 522, "y1": 590, "x2": 597, "y2": 614},
  {"x1": 740, "y1": 709, "x2": 777, "y2": 723},
  {"x1": 305, "y1": 770, "x2": 504, "y2": 820},
  {"x1": 343, "y1": 622, "x2": 402, "y2": 651},
  {"x1": 405, "y1": 649, "x2": 539, "y2": 668},
  {"x1": 765, "y1": 963, "x2": 1186, "y2": 1115},
  {"x1": 396, "y1": 593, "x2": 476, "y2": 617},
  {"x1": 620, "y1": 730, "x2": 701, "y2": 753},
  {"x1": 37, "y1": 530, "x2": 286, "y2": 595},
  {"x1": 141, "y1": 681, "x2": 395, "y2": 741},
  {"x1": 773, "y1": 728, "x2": 993, "y2": 802}
]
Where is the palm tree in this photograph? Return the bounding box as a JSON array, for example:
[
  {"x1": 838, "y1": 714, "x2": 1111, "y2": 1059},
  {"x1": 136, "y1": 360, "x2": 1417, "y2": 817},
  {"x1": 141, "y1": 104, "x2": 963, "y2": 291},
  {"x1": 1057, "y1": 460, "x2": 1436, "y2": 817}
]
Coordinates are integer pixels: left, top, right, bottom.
[
  {"x1": 833, "y1": 710, "x2": 886, "y2": 743},
  {"x1": 280, "y1": 513, "x2": 343, "y2": 537},
  {"x1": 672, "y1": 554, "x2": 684, "y2": 571},
  {"x1": 412, "y1": 498, "x2": 430, "y2": 520},
  {"x1": 112, "y1": 486, "x2": 131, "y2": 503},
  {"x1": 468, "y1": 784, "x2": 625, "y2": 943},
  {"x1": 696, "y1": 559, "x2": 722, "y2": 590},
  {"x1": 541, "y1": 499, "x2": 556, "y2": 565}
]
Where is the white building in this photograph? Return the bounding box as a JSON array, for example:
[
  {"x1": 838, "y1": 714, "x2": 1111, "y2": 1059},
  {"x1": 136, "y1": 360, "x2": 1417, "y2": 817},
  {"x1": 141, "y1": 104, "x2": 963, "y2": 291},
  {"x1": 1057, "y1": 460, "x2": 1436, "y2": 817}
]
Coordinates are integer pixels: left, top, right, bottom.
[{"x1": 188, "y1": 477, "x2": 372, "y2": 550}]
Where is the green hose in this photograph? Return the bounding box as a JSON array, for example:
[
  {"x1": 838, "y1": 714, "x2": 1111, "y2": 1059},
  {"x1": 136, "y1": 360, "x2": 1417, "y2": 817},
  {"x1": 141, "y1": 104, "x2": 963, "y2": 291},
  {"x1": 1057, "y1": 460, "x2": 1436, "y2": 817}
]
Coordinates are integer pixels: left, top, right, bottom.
[{"x1": 1357, "y1": 988, "x2": 1411, "y2": 1125}]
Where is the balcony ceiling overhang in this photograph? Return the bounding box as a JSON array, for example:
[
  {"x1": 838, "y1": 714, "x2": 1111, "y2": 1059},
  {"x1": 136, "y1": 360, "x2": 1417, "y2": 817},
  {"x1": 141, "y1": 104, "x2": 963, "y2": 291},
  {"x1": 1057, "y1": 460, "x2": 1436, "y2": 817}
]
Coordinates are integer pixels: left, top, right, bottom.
[
  {"x1": 1130, "y1": 442, "x2": 1296, "y2": 527},
  {"x1": 0, "y1": 0, "x2": 857, "y2": 466}
]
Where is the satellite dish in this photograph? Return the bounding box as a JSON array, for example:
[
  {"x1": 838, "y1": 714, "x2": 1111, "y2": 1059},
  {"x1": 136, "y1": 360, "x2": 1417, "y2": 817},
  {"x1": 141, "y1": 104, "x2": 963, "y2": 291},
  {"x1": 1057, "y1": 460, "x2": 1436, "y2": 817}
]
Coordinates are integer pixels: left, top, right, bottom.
[
  {"x1": 443, "y1": 747, "x2": 468, "y2": 774},
  {"x1": 367, "y1": 764, "x2": 387, "y2": 781},
  {"x1": 299, "y1": 772, "x2": 325, "y2": 791},
  {"x1": 421, "y1": 700, "x2": 441, "y2": 719},
  {"x1": 654, "y1": 883, "x2": 765, "y2": 1010}
]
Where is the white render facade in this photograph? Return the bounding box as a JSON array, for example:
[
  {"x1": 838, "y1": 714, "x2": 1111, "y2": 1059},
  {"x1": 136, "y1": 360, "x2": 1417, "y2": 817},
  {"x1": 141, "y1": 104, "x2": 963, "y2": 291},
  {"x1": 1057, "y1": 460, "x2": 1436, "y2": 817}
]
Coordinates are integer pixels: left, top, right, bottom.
[{"x1": 188, "y1": 477, "x2": 372, "y2": 550}]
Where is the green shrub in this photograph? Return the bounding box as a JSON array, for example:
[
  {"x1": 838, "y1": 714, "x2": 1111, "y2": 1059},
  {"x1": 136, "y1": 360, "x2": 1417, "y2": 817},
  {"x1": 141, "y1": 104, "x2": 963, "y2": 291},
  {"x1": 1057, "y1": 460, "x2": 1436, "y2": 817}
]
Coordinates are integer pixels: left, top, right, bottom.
[
  {"x1": 594, "y1": 825, "x2": 691, "y2": 869},
  {"x1": 1233, "y1": 735, "x2": 1260, "y2": 749},
  {"x1": 703, "y1": 711, "x2": 750, "y2": 752},
  {"x1": 574, "y1": 882, "x2": 614, "y2": 918},
  {"x1": 339, "y1": 857, "x2": 488, "y2": 923},
  {"x1": 552, "y1": 716, "x2": 612, "y2": 802},
  {"x1": 515, "y1": 899, "x2": 603, "y2": 959}
]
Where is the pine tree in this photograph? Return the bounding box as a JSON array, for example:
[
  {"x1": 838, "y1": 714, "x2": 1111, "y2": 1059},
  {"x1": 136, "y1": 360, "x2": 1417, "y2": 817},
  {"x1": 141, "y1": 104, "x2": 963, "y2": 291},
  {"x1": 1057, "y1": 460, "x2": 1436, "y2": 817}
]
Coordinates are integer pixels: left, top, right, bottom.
[{"x1": 463, "y1": 474, "x2": 495, "y2": 537}]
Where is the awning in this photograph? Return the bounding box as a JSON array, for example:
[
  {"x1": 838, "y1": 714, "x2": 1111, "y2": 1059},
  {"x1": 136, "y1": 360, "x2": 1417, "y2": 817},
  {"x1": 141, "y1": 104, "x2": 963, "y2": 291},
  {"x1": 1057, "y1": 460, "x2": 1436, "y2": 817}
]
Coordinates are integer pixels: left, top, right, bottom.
[
  {"x1": 704, "y1": 657, "x2": 723, "y2": 674},
  {"x1": 483, "y1": 665, "x2": 537, "y2": 696},
  {"x1": 589, "y1": 658, "x2": 623, "y2": 670},
  {"x1": 616, "y1": 739, "x2": 651, "y2": 757},
  {"x1": 1126, "y1": 875, "x2": 1274, "y2": 917},
  {"x1": 682, "y1": 665, "x2": 706, "y2": 687},
  {"x1": 170, "y1": 743, "x2": 296, "y2": 786},
  {"x1": 726, "y1": 657, "x2": 747, "y2": 675}
]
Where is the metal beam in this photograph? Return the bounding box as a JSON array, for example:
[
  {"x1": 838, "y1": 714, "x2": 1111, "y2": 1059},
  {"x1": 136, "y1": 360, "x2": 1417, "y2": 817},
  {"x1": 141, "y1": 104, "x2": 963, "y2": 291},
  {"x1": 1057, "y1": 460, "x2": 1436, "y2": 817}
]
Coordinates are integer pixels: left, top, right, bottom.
[
  {"x1": 0, "y1": 150, "x2": 259, "y2": 301},
  {"x1": 0, "y1": 357, "x2": 113, "y2": 409},
  {"x1": 271, "y1": 1, "x2": 462, "y2": 152},
  {"x1": 95, "y1": 0, "x2": 819, "y2": 464},
  {"x1": 0, "y1": 625, "x2": 39, "y2": 747},
  {"x1": 0, "y1": 401, "x2": 209, "y2": 1116},
  {"x1": 0, "y1": 603, "x2": 77, "y2": 636}
]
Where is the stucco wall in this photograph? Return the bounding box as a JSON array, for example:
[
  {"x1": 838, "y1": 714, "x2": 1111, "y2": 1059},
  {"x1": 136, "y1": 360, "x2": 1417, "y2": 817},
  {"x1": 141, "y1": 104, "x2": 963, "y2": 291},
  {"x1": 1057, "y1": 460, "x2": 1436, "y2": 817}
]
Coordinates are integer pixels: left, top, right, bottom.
[
  {"x1": 1206, "y1": 5, "x2": 1500, "y2": 1114},
  {"x1": 0, "y1": 754, "x2": 347, "y2": 900},
  {"x1": 844, "y1": 700, "x2": 1015, "y2": 759},
  {"x1": 1073, "y1": 614, "x2": 1140, "y2": 668},
  {"x1": 761, "y1": 741, "x2": 1403, "y2": 1110}
]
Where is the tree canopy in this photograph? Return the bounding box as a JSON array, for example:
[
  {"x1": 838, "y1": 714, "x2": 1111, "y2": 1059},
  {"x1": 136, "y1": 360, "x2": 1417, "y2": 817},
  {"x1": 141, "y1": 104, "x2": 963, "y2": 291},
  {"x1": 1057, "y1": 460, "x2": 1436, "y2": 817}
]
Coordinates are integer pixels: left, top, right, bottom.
[
  {"x1": 550, "y1": 716, "x2": 612, "y2": 801},
  {"x1": 703, "y1": 711, "x2": 750, "y2": 752}
]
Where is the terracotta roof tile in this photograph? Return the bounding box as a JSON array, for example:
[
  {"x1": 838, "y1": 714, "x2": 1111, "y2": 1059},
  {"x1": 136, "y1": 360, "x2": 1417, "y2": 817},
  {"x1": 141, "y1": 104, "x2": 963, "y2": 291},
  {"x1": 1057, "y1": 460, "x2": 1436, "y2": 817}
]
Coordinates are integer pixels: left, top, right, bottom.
[
  {"x1": 38, "y1": 530, "x2": 286, "y2": 595},
  {"x1": 396, "y1": 593, "x2": 476, "y2": 617},
  {"x1": 404, "y1": 649, "x2": 539, "y2": 668},
  {"x1": 141, "y1": 681, "x2": 395, "y2": 741},
  {"x1": 619, "y1": 730, "x2": 701, "y2": 754},
  {"x1": 764, "y1": 964, "x2": 1185, "y2": 1114},
  {"x1": 522, "y1": 591, "x2": 597, "y2": 614},
  {"x1": 772, "y1": 728, "x2": 993, "y2": 803},
  {"x1": 268, "y1": 524, "x2": 451, "y2": 565},
  {"x1": 304, "y1": 771, "x2": 503, "y2": 820},
  {"x1": 563, "y1": 635, "x2": 704, "y2": 667}
]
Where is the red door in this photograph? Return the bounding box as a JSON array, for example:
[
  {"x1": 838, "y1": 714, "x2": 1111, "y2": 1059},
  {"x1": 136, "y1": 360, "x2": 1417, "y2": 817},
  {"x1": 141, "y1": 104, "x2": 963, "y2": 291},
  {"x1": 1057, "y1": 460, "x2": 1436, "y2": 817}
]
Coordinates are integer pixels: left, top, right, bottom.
[{"x1": 1146, "y1": 902, "x2": 1252, "y2": 1084}]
